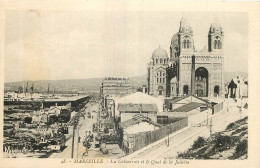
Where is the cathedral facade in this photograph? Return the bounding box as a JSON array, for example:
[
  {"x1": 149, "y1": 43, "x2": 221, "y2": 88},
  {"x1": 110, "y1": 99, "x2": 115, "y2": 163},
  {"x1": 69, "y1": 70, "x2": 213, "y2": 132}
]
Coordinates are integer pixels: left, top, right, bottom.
[{"x1": 147, "y1": 17, "x2": 225, "y2": 98}]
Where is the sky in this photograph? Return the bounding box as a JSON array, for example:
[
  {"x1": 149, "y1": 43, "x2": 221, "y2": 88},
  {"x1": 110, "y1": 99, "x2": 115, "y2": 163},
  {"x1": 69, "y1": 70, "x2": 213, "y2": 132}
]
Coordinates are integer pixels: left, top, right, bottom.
[{"x1": 4, "y1": 11, "x2": 248, "y2": 83}]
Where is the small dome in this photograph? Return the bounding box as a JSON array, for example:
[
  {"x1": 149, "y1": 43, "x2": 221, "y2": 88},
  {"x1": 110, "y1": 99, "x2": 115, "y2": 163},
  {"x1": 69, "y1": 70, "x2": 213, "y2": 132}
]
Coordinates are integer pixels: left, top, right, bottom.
[
  {"x1": 170, "y1": 77, "x2": 177, "y2": 83},
  {"x1": 152, "y1": 46, "x2": 168, "y2": 58},
  {"x1": 171, "y1": 33, "x2": 179, "y2": 46}
]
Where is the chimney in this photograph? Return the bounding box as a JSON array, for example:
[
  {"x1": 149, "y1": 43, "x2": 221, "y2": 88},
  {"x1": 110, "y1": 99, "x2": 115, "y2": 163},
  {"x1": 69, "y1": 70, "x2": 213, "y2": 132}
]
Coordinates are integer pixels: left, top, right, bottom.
[{"x1": 191, "y1": 55, "x2": 195, "y2": 96}]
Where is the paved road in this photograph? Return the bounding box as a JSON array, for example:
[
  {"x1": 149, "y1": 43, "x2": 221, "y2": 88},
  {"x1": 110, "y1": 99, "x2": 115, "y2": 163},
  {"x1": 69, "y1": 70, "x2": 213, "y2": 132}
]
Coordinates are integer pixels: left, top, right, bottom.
[{"x1": 126, "y1": 99, "x2": 247, "y2": 159}]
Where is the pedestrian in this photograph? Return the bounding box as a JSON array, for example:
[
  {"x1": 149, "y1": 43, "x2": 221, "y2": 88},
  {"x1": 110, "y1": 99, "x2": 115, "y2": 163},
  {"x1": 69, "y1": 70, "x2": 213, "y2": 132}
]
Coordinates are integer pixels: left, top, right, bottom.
[{"x1": 85, "y1": 137, "x2": 88, "y2": 155}]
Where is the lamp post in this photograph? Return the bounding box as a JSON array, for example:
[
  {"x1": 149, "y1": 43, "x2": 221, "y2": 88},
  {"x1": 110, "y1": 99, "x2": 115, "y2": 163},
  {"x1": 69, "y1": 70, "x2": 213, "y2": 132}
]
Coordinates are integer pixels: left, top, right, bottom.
[
  {"x1": 209, "y1": 119, "x2": 213, "y2": 136},
  {"x1": 227, "y1": 101, "x2": 229, "y2": 112},
  {"x1": 239, "y1": 105, "x2": 242, "y2": 119}
]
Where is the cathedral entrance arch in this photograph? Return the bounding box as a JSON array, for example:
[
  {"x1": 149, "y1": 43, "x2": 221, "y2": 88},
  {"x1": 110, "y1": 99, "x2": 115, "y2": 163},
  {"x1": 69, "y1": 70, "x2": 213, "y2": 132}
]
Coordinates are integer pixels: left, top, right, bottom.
[
  {"x1": 195, "y1": 67, "x2": 208, "y2": 97},
  {"x1": 183, "y1": 85, "x2": 189, "y2": 95},
  {"x1": 214, "y1": 85, "x2": 220, "y2": 97}
]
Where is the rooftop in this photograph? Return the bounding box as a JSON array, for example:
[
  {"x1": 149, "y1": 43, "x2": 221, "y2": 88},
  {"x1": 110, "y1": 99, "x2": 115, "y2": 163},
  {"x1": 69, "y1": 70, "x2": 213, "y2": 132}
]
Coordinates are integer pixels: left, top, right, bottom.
[
  {"x1": 119, "y1": 114, "x2": 161, "y2": 128},
  {"x1": 173, "y1": 102, "x2": 205, "y2": 112}
]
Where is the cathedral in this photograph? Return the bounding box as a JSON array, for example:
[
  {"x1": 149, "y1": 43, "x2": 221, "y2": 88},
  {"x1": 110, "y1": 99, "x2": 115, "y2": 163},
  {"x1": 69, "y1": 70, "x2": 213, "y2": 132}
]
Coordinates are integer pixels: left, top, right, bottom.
[{"x1": 147, "y1": 17, "x2": 224, "y2": 98}]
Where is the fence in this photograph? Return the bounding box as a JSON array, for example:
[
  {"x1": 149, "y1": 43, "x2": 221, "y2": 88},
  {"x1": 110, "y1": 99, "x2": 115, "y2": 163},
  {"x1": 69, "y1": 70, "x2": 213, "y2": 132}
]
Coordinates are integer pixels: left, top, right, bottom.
[
  {"x1": 188, "y1": 109, "x2": 212, "y2": 126},
  {"x1": 132, "y1": 118, "x2": 188, "y2": 152},
  {"x1": 212, "y1": 101, "x2": 224, "y2": 115}
]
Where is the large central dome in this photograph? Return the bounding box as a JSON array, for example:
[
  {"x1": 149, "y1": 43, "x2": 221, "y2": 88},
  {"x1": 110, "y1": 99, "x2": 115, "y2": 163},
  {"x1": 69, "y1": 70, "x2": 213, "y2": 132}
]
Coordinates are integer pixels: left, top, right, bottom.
[{"x1": 152, "y1": 47, "x2": 168, "y2": 58}]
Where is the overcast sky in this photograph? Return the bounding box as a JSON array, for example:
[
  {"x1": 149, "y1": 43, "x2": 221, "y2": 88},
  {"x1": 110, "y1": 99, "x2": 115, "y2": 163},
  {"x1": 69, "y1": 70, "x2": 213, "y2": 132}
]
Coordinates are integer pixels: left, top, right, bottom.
[{"x1": 4, "y1": 11, "x2": 248, "y2": 83}]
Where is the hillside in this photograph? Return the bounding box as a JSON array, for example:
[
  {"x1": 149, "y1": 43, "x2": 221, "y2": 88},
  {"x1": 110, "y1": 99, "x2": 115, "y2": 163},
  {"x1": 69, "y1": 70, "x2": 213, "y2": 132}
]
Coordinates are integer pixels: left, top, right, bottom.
[
  {"x1": 177, "y1": 116, "x2": 248, "y2": 160},
  {"x1": 4, "y1": 71, "x2": 247, "y2": 93},
  {"x1": 4, "y1": 75, "x2": 148, "y2": 93}
]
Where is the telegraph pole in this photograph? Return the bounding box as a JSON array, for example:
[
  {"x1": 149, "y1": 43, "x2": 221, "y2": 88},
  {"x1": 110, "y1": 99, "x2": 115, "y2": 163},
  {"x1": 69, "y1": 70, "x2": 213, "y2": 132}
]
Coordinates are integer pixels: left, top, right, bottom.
[
  {"x1": 206, "y1": 111, "x2": 209, "y2": 125},
  {"x1": 76, "y1": 125, "x2": 79, "y2": 158},
  {"x1": 239, "y1": 106, "x2": 242, "y2": 119},
  {"x1": 71, "y1": 122, "x2": 76, "y2": 158}
]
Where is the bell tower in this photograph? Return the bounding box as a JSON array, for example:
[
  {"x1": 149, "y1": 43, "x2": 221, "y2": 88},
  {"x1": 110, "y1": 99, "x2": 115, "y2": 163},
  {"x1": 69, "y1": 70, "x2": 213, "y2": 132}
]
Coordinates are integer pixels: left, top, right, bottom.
[
  {"x1": 179, "y1": 17, "x2": 194, "y2": 53},
  {"x1": 208, "y1": 19, "x2": 224, "y2": 52}
]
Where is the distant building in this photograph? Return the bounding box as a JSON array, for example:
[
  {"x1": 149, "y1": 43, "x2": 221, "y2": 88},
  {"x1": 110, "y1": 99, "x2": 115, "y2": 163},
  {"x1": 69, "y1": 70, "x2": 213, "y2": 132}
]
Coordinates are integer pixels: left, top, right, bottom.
[
  {"x1": 114, "y1": 92, "x2": 164, "y2": 123},
  {"x1": 100, "y1": 77, "x2": 131, "y2": 97}
]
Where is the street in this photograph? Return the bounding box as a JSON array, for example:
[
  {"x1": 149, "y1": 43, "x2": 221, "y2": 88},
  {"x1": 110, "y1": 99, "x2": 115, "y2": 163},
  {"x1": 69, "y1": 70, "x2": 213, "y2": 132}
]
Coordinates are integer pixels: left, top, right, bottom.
[
  {"x1": 49, "y1": 101, "x2": 98, "y2": 158},
  {"x1": 49, "y1": 101, "x2": 123, "y2": 158}
]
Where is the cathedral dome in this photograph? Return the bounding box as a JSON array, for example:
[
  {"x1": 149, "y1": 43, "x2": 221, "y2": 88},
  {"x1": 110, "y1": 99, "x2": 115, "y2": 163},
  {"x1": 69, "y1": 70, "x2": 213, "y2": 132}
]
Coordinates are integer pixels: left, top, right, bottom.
[
  {"x1": 152, "y1": 46, "x2": 168, "y2": 58},
  {"x1": 171, "y1": 33, "x2": 179, "y2": 46},
  {"x1": 179, "y1": 17, "x2": 193, "y2": 34}
]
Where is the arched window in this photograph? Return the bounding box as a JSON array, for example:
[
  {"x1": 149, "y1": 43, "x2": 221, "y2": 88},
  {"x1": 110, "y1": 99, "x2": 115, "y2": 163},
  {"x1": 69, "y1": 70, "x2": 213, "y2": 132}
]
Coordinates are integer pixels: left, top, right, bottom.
[
  {"x1": 187, "y1": 40, "x2": 190, "y2": 48},
  {"x1": 214, "y1": 40, "x2": 217, "y2": 49},
  {"x1": 157, "y1": 78, "x2": 158, "y2": 83},
  {"x1": 160, "y1": 59, "x2": 162, "y2": 63},
  {"x1": 160, "y1": 78, "x2": 162, "y2": 83},
  {"x1": 160, "y1": 71, "x2": 162, "y2": 76},
  {"x1": 156, "y1": 59, "x2": 158, "y2": 64},
  {"x1": 174, "y1": 47, "x2": 178, "y2": 57},
  {"x1": 219, "y1": 41, "x2": 222, "y2": 49},
  {"x1": 217, "y1": 40, "x2": 221, "y2": 49},
  {"x1": 163, "y1": 78, "x2": 165, "y2": 83},
  {"x1": 184, "y1": 40, "x2": 187, "y2": 48},
  {"x1": 164, "y1": 59, "x2": 166, "y2": 64},
  {"x1": 214, "y1": 85, "x2": 220, "y2": 97}
]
